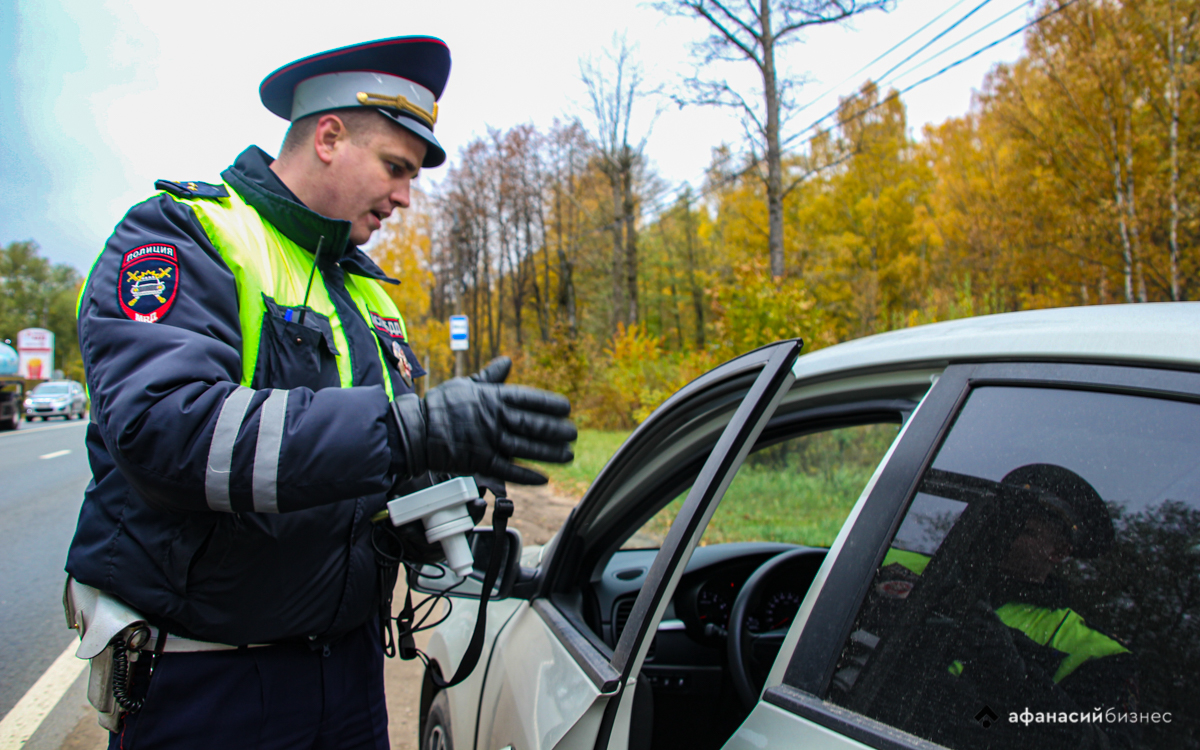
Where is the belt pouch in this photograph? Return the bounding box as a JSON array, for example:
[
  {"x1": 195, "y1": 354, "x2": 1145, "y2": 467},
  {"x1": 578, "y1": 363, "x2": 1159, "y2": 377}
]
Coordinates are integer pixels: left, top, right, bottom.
[{"x1": 63, "y1": 576, "x2": 147, "y2": 731}]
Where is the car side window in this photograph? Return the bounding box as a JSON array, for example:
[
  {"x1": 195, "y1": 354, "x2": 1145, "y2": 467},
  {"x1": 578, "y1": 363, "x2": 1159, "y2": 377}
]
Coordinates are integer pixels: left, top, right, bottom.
[
  {"x1": 701, "y1": 423, "x2": 899, "y2": 548},
  {"x1": 827, "y1": 386, "x2": 1200, "y2": 749},
  {"x1": 622, "y1": 423, "x2": 900, "y2": 550}
]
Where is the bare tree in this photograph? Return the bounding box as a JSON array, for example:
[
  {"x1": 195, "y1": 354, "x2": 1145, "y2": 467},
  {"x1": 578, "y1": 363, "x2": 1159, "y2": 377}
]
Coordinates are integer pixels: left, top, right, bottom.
[
  {"x1": 679, "y1": 188, "x2": 707, "y2": 349},
  {"x1": 581, "y1": 34, "x2": 657, "y2": 330},
  {"x1": 659, "y1": 0, "x2": 890, "y2": 278},
  {"x1": 546, "y1": 119, "x2": 590, "y2": 337}
]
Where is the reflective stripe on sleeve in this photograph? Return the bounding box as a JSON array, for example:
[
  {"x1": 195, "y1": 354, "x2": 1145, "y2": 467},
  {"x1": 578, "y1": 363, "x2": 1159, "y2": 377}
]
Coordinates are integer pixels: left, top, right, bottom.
[
  {"x1": 205, "y1": 386, "x2": 255, "y2": 512},
  {"x1": 252, "y1": 389, "x2": 288, "y2": 513}
]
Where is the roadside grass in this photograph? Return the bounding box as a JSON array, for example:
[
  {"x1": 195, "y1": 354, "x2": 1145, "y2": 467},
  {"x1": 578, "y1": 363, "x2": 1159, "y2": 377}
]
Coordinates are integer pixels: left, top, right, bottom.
[
  {"x1": 707, "y1": 465, "x2": 876, "y2": 546},
  {"x1": 631, "y1": 424, "x2": 897, "y2": 549},
  {"x1": 633, "y1": 465, "x2": 876, "y2": 549},
  {"x1": 533, "y1": 423, "x2": 895, "y2": 550}
]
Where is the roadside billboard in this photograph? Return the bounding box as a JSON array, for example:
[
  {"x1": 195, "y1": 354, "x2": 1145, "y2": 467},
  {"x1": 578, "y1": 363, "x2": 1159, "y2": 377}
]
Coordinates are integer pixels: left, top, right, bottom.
[{"x1": 17, "y1": 328, "x2": 55, "y2": 380}]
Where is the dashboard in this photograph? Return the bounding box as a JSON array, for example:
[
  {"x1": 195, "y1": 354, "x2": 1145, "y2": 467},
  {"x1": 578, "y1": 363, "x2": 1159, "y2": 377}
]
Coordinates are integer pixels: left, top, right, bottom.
[
  {"x1": 594, "y1": 542, "x2": 827, "y2": 650},
  {"x1": 692, "y1": 567, "x2": 806, "y2": 633}
]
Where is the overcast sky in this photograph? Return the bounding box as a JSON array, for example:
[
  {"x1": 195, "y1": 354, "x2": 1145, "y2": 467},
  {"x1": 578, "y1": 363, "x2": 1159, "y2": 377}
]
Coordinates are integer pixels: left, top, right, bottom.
[{"x1": 0, "y1": 0, "x2": 1032, "y2": 273}]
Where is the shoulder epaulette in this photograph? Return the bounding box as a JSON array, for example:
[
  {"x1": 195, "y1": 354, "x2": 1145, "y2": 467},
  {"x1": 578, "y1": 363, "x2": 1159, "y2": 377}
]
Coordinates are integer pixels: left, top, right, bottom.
[{"x1": 154, "y1": 179, "x2": 230, "y2": 200}]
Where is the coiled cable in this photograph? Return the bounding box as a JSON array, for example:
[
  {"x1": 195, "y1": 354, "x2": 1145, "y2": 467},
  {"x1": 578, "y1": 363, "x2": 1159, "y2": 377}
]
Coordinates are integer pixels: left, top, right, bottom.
[{"x1": 110, "y1": 635, "x2": 144, "y2": 712}]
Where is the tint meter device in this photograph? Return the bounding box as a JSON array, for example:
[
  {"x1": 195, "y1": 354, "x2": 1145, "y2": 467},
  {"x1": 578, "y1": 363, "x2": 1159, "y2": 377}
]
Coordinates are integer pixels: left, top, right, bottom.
[{"x1": 386, "y1": 477, "x2": 479, "y2": 577}]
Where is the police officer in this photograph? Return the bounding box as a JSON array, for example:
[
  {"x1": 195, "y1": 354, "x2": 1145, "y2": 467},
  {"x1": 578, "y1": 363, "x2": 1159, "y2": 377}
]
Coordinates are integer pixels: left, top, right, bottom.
[{"x1": 65, "y1": 36, "x2": 575, "y2": 749}]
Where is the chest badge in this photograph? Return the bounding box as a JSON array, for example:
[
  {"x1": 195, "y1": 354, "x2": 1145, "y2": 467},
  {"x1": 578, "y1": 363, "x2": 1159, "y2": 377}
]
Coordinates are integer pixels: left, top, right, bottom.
[
  {"x1": 394, "y1": 341, "x2": 413, "y2": 388},
  {"x1": 118, "y1": 244, "x2": 179, "y2": 323}
]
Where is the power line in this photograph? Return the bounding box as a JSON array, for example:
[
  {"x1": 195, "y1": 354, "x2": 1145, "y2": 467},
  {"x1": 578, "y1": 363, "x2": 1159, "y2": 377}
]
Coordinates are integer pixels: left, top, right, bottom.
[
  {"x1": 857, "y1": 0, "x2": 999, "y2": 102},
  {"x1": 791, "y1": 0, "x2": 975, "y2": 119},
  {"x1": 885, "y1": 0, "x2": 1034, "y2": 90},
  {"x1": 782, "y1": 0, "x2": 1005, "y2": 151},
  {"x1": 638, "y1": 0, "x2": 1079, "y2": 222},
  {"x1": 888, "y1": 0, "x2": 1072, "y2": 103},
  {"x1": 640, "y1": 0, "x2": 1023, "y2": 220}
]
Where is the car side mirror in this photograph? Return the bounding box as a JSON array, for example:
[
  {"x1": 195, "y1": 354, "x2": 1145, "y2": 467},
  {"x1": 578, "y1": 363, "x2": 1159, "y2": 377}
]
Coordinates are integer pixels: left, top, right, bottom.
[{"x1": 411, "y1": 526, "x2": 523, "y2": 600}]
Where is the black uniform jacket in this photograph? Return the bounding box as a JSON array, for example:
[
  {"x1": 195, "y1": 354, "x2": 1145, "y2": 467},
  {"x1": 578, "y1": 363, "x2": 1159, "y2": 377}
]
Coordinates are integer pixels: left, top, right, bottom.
[{"x1": 66, "y1": 147, "x2": 421, "y2": 646}]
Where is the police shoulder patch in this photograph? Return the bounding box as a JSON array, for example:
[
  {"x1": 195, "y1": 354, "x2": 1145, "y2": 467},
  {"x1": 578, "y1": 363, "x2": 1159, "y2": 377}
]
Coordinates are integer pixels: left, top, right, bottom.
[
  {"x1": 369, "y1": 311, "x2": 405, "y2": 339},
  {"x1": 154, "y1": 179, "x2": 230, "y2": 200},
  {"x1": 118, "y1": 244, "x2": 180, "y2": 323}
]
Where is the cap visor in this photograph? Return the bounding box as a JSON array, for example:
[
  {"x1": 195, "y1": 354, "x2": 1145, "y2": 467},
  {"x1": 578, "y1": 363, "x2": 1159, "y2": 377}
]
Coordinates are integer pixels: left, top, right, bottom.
[{"x1": 378, "y1": 110, "x2": 446, "y2": 168}]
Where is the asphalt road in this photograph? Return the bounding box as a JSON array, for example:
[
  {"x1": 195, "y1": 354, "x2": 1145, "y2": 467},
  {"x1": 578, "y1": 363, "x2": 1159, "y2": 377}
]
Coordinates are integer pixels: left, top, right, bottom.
[{"x1": 0, "y1": 417, "x2": 91, "y2": 719}]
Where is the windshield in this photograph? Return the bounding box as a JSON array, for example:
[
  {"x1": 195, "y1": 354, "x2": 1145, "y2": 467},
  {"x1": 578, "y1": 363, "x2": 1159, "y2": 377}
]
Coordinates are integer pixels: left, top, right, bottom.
[{"x1": 32, "y1": 383, "x2": 70, "y2": 395}]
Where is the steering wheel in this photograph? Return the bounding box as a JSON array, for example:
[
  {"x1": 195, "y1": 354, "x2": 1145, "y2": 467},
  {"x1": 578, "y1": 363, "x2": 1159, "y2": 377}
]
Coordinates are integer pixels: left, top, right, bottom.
[{"x1": 727, "y1": 548, "x2": 827, "y2": 709}]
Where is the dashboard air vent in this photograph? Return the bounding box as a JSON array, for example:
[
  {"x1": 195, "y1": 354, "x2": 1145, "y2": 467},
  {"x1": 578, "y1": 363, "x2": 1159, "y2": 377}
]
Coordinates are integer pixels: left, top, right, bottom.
[{"x1": 613, "y1": 597, "x2": 655, "y2": 660}]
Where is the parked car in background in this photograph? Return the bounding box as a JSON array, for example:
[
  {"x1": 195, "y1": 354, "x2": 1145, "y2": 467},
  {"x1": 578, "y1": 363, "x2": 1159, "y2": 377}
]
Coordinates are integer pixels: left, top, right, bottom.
[
  {"x1": 24, "y1": 380, "x2": 88, "y2": 421},
  {"x1": 0, "y1": 378, "x2": 22, "y2": 430},
  {"x1": 417, "y1": 303, "x2": 1199, "y2": 750}
]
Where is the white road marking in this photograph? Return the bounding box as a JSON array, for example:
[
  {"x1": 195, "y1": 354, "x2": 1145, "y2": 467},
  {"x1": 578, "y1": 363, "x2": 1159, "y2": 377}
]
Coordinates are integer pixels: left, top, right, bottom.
[
  {"x1": 0, "y1": 640, "x2": 86, "y2": 748},
  {"x1": 38, "y1": 450, "x2": 71, "y2": 460},
  {"x1": 0, "y1": 420, "x2": 89, "y2": 439}
]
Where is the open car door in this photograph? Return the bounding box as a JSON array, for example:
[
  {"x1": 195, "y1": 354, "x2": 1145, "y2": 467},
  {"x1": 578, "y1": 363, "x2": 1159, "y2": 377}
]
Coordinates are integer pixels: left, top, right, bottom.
[{"x1": 470, "y1": 340, "x2": 806, "y2": 748}]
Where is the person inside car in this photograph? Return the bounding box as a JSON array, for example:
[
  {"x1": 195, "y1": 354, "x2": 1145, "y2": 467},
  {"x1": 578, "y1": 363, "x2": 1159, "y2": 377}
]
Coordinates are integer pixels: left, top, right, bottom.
[{"x1": 837, "y1": 464, "x2": 1137, "y2": 748}]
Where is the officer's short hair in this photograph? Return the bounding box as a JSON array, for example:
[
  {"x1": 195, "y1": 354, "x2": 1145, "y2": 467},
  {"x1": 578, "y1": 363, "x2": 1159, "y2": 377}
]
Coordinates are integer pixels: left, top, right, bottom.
[{"x1": 279, "y1": 109, "x2": 396, "y2": 158}]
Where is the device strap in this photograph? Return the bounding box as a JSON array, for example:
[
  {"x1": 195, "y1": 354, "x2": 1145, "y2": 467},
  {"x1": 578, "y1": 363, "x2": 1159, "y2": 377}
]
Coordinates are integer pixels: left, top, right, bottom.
[{"x1": 429, "y1": 497, "x2": 514, "y2": 689}]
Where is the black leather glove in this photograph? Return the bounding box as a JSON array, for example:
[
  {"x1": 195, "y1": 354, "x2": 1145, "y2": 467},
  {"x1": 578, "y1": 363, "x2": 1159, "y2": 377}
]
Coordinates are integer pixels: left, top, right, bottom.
[
  {"x1": 390, "y1": 357, "x2": 576, "y2": 485},
  {"x1": 470, "y1": 357, "x2": 512, "y2": 384}
]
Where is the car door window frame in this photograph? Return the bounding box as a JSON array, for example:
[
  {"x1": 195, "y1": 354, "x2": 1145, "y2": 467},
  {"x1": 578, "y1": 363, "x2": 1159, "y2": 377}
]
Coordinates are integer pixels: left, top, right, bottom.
[
  {"x1": 531, "y1": 598, "x2": 622, "y2": 693},
  {"x1": 524, "y1": 347, "x2": 786, "y2": 695},
  {"x1": 768, "y1": 360, "x2": 1200, "y2": 749},
  {"x1": 498, "y1": 342, "x2": 800, "y2": 724}
]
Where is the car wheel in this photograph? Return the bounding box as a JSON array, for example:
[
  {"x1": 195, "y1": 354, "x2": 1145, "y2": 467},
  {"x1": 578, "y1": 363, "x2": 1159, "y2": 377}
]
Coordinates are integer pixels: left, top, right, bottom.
[{"x1": 421, "y1": 691, "x2": 453, "y2": 750}]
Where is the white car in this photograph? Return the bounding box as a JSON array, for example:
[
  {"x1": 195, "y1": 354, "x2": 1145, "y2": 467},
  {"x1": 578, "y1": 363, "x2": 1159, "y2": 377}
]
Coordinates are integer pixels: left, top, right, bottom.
[
  {"x1": 24, "y1": 380, "x2": 88, "y2": 421},
  {"x1": 417, "y1": 303, "x2": 1200, "y2": 750}
]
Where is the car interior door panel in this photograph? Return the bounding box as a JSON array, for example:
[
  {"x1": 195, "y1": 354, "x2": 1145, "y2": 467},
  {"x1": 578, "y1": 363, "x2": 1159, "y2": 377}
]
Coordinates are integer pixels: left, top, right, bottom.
[{"x1": 475, "y1": 602, "x2": 611, "y2": 750}]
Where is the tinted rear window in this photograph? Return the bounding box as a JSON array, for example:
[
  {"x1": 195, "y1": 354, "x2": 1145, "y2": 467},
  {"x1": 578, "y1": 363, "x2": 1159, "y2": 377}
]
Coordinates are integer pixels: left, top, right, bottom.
[{"x1": 829, "y1": 386, "x2": 1200, "y2": 749}]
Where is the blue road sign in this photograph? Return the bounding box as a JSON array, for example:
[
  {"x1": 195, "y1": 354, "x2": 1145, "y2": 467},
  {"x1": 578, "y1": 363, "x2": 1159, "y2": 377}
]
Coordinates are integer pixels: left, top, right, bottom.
[{"x1": 449, "y1": 315, "x2": 468, "y2": 351}]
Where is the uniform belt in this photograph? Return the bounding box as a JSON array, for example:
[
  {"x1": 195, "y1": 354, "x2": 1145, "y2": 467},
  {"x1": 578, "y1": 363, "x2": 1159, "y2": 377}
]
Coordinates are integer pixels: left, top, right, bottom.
[
  {"x1": 64, "y1": 576, "x2": 272, "y2": 656},
  {"x1": 141, "y1": 626, "x2": 272, "y2": 653}
]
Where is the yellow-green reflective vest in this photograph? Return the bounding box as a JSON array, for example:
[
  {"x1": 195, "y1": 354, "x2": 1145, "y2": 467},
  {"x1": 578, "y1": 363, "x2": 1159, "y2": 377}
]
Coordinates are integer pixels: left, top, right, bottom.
[
  {"x1": 168, "y1": 184, "x2": 404, "y2": 398},
  {"x1": 881, "y1": 548, "x2": 1129, "y2": 682}
]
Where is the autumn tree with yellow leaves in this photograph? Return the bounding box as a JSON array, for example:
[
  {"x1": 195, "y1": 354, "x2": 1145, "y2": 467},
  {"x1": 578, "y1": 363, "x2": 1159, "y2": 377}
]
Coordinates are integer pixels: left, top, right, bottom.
[{"x1": 369, "y1": 0, "x2": 1200, "y2": 427}]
